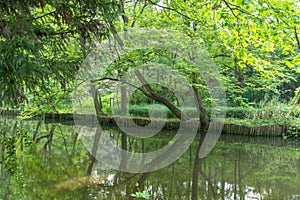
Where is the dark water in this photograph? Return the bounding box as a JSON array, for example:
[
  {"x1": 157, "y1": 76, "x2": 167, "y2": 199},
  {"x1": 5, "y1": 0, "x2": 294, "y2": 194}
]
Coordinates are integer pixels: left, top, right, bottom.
[{"x1": 1, "y1": 119, "x2": 300, "y2": 200}]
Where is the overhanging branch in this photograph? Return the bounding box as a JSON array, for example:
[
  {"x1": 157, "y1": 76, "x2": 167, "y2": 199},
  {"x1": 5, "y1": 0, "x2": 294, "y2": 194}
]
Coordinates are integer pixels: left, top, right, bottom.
[
  {"x1": 90, "y1": 72, "x2": 190, "y2": 121},
  {"x1": 294, "y1": 26, "x2": 300, "y2": 51},
  {"x1": 135, "y1": 70, "x2": 189, "y2": 121}
]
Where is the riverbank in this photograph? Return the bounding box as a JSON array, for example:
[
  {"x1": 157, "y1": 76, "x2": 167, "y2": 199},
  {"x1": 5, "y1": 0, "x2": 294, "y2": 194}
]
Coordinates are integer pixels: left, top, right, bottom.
[{"x1": 1, "y1": 109, "x2": 297, "y2": 137}]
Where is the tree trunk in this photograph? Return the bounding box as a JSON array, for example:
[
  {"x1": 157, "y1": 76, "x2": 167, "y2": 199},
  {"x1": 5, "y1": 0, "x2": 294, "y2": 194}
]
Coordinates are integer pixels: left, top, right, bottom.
[
  {"x1": 135, "y1": 70, "x2": 189, "y2": 121},
  {"x1": 192, "y1": 86, "x2": 209, "y2": 127},
  {"x1": 90, "y1": 85, "x2": 103, "y2": 115},
  {"x1": 121, "y1": 85, "x2": 127, "y2": 115}
]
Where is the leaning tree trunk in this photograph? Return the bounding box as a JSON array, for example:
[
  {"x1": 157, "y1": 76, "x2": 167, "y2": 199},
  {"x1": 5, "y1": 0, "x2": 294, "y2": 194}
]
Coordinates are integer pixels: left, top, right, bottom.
[
  {"x1": 90, "y1": 84, "x2": 104, "y2": 116},
  {"x1": 135, "y1": 70, "x2": 189, "y2": 121},
  {"x1": 192, "y1": 86, "x2": 209, "y2": 128}
]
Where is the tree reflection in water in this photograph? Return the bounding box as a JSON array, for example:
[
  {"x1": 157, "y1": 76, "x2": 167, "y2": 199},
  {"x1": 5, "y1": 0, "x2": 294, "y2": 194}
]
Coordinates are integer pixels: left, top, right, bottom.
[{"x1": 1, "y1": 119, "x2": 300, "y2": 199}]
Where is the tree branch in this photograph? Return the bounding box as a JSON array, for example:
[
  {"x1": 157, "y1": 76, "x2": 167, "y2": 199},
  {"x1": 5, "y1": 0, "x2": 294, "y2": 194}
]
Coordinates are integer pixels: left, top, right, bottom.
[
  {"x1": 90, "y1": 74, "x2": 190, "y2": 121},
  {"x1": 221, "y1": 0, "x2": 253, "y2": 17},
  {"x1": 294, "y1": 26, "x2": 300, "y2": 51},
  {"x1": 147, "y1": 0, "x2": 205, "y2": 26},
  {"x1": 211, "y1": 54, "x2": 231, "y2": 58},
  {"x1": 135, "y1": 69, "x2": 189, "y2": 121},
  {"x1": 32, "y1": 11, "x2": 56, "y2": 21},
  {"x1": 131, "y1": 0, "x2": 148, "y2": 28},
  {"x1": 90, "y1": 77, "x2": 120, "y2": 83},
  {"x1": 109, "y1": 22, "x2": 124, "y2": 47},
  {"x1": 36, "y1": 134, "x2": 50, "y2": 143},
  {"x1": 222, "y1": 0, "x2": 238, "y2": 19}
]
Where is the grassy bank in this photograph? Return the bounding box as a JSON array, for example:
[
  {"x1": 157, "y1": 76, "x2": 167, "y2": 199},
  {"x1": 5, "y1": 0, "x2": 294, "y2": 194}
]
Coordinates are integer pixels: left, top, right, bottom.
[{"x1": 1, "y1": 100, "x2": 300, "y2": 137}]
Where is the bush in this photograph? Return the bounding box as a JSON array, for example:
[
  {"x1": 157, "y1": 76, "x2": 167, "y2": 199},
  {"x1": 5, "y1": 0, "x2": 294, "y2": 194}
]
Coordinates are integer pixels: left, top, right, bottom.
[
  {"x1": 123, "y1": 104, "x2": 199, "y2": 119},
  {"x1": 128, "y1": 104, "x2": 173, "y2": 118},
  {"x1": 111, "y1": 103, "x2": 300, "y2": 123},
  {"x1": 225, "y1": 107, "x2": 250, "y2": 119}
]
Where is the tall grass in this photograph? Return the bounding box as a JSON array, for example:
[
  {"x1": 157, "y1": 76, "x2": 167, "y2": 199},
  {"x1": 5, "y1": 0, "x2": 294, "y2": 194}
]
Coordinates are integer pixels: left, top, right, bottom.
[{"x1": 225, "y1": 98, "x2": 300, "y2": 126}]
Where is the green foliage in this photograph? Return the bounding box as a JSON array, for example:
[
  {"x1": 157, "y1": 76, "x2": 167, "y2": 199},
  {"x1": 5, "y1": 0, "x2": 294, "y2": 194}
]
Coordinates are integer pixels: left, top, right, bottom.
[
  {"x1": 0, "y1": 123, "x2": 33, "y2": 174},
  {"x1": 128, "y1": 104, "x2": 169, "y2": 118},
  {"x1": 0, "y1": 120, "x2": 90, "y2": 199},
  {"x1": 131, "y1": 0, "x2": 300, "y2": 106},
  {"x1": 290, "y1": 87, "x2": 300, "y2": 105},
  {"x1": 21, "y1": 87, "x2": 73, "y2": 118},
  {"x1": 126, "y1": 104, "x2": 199, "y2": 119},
  {"x1": 130, "y1": 190, "x2": 151, "y2": 199},
  {"x1": 287, "y1": 125, "x2": 300, "y2": 139},
  {"x1": 0, "y1": 0, "x2": 299, "y2": 127},
  {"x1": 224, "y1": 99, "x2": 300, "y2": 127},
  {"x1": 0, "y1": 121, "x2": 35, "y2": 199},
  {"x1": 225, "y1": 107, "x2": 250, "y2": 119},
  {"x1": 0, "y1": 0, "x2": 121, "y2": 106}
]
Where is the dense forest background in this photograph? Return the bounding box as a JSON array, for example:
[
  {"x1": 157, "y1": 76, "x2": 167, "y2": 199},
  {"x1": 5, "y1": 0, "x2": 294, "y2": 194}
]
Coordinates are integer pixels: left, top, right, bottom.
[{"x1": 0, "y1": 0, "x2": 300, "y2": 127}]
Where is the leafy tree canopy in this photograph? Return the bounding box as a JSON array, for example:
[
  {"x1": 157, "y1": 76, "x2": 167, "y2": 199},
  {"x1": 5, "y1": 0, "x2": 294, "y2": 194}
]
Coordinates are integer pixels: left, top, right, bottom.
[
  {"x1": 0, "y1": 0, "x2": 120, "y2": 105},
  {"x1": 1, "y1": 0, "x2": 300, "y2": 108}
]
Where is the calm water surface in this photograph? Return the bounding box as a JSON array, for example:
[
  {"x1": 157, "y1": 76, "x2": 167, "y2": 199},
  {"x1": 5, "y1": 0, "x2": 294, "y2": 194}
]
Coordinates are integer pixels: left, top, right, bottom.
[{"x1": 0, "y1": 118, "x2": 300, "y2": 200}]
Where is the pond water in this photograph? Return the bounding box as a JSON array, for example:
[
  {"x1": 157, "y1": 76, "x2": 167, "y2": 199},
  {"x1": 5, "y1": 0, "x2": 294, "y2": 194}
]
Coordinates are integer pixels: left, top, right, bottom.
[{"x1": 1, "y1": 118, "x2": 300, "y2": 200}]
